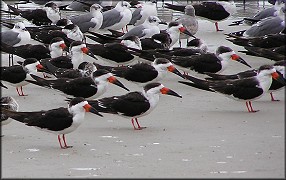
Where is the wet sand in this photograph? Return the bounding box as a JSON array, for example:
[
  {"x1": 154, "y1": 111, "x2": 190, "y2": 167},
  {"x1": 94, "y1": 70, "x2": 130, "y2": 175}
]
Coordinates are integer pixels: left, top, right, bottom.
[{"x1": 1, "y1": 4, "x2": 285, "y2": 178}]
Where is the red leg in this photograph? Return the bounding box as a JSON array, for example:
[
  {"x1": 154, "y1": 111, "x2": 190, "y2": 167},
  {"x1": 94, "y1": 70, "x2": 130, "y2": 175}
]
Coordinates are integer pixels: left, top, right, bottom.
[
  {"x1": 270, "y1": 92, "x2": 279, "y2": 101},
  {"x1": 62, "y1": 134, "x2": 72, "y2": 148},
  {"x1": 135, "y1": 118, "x2": 146, "y2": 130},
  {"x1": 16, "y1": 87, "x2": 21, "y2": 96},
  {"x1": 248, "y1": 101, "x2": 259, "y2": 113},
  {"x1": 20, "y1": 86, "x2": 26, "y2": 96},
  {"x1": 122, "y1": 28, "x2": 125, "y2": 33},
  {"x1": 58, "y1": 135, "x2": 64, "y2": 149},
  {"x1": 246, "y1": 101, "x2": 251, "y2": 112},
  {"x1": 215, "y1": 22, "x2": 223, "y2": 31}
]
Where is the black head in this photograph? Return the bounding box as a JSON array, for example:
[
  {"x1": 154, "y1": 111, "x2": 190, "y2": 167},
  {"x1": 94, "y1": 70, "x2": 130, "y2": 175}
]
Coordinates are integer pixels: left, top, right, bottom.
[
  {"x1": 143, "y1": 82, "x2": 162, "y2": 92},
  {"x1": 274, "y1": 60, "x2": 286, "y2": 66},
  {"x1": 63, "y1": 24, "x2": 77, "y2": 30},
  {"x1": 187, "y1": 38, "x2": 202, "y2": 47},
  {"x1": 258, "y1": 64, "x2": 275, "y2": 72},
  {"x1": 50, "y1": 37, "x2": 65, "y2": 44},
  {"x1": 56, "y1": 19, "x2": 70, "y2": 26},
  {"x1": 78, "y1": 62, "x2": 89, "y2": 70},
  {"x1": 45, "y1": 2, "x2": 58, "y2": 9},
  {"x1": 216, "y1": 46, "x2": 233, "y2": 55},
  {"x1": 69, "y1": 97, "x2": 86, "y2": 108},
  {"x1": 92, "y1": 69, "x2": 110, "y2": 78},
  {"x1": 154, "y1": 58, "x2": 170, "y2": 65},
  {"x1": 70, "y1": 41, "x2": 84, "y2": 48},
  {"x1": 168, "y1": 21, "x2": 180, "y2": 28},
  {"x1": 22, "y1": 58, "x2": 38, "y2": 66}
]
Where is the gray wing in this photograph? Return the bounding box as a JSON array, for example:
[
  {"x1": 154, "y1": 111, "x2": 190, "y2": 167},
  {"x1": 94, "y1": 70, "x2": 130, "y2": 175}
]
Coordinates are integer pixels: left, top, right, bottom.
[
  {"x1": 122, "y1": 24, "x2": 146, "y2": 39},
  {"x1": 253, "y1": 7, "x2": 276, "y2": 20},
  {"x1": 245, "y1": 16, "x2": 285, "y2": 37},
  {"x1": 70, "y1": 13, "x2": 96, "y2": 32},
  {"x1": 1, "y1": 30, "x2": 20, "y2": 46},
  {"x1": 100, "y1": 9, "x2": 123, "y2": 29},
  {"x1": 129, "y1": 8, "x2": 142, "y2": 25}
]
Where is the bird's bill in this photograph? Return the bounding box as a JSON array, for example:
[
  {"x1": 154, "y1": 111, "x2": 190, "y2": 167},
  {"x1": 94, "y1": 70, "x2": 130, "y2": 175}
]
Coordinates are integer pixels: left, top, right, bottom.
[
  {"x1": 231, "y1": 54, "x2": 252, "y2": 68},
  {"x1": 107, "y1": 76, "x2": 130, "y2": 91},
  {"x1": 159, "y1": 21, "x2": 168, "y2": 25},
  {"x1": 167, "y1": 65, "x2": 186, "y2": 79},
  {"x1": 271, "y1": 72, "x2": 286, "y2": 85},
  {"x1": 59, "y1": 43, "x2": 67, "y2": 50},
  {"x1": 36, "y1": 64, "x2": 44, "y2": 70},
  {"x1": 82, "y1": 47, "x2": 98, "y2": 60},
  {"x1": 179, "y1": 27, "x2": 196, "y2": 38},
  {"x1": 0, "y1": 82, "x2": 8, "y2": 89},
  {"x1": 160, "y1": 87, "x2": 182, "y2": 98},
  {"x1": 83, "y1": 104, "x2": 103, "y2": 117}
]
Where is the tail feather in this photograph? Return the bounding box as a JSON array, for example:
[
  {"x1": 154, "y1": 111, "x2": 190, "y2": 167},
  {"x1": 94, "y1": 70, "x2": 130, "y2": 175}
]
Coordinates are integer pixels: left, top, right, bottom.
[
  {"x1": 6, "y1": 4, "x2": 21, "y2": 15},
  {"x1": 26, "y1": 74, "x2": 51, "y2": 88}
]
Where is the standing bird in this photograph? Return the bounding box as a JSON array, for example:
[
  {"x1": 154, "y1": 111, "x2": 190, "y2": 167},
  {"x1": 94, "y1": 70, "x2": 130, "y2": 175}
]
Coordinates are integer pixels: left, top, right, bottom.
[
  {"x1": 1, "y1": 97, "x2": 102, "y2": 149},
  {"x1": 1, "y1": 58, "x2": 44, "y2": 96},
  {"x1": 164, "y1": 0, "x2": 236, "y2": 32},
  {"x1": 1, "y1": 96, "x2": 19, "y2": 126},
  {"x1": 88, "y1": 82, "x2": 182, "y2": 130},
  {"x1": 179, "y1": 65, "x2": 285, "y2": 112},
  {"x1": 69, "y1": 3, "x2": 103, "y2": 33},
  {"x1": 175, "y1": 5, "x2": 198, "y2": 46},
  {"x1": 4, "y1": 2, "x2": 61, "y2": 26},
  {"x1": 129, "y1": 1, "x2": 158, "y2": 26},
  {"x1": 100, "y1": 1, "x2": 132, "y2": 32}
]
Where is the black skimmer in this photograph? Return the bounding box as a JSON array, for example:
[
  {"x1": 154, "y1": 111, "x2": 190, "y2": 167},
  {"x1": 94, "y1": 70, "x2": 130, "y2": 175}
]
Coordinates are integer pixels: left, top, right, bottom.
[
  {"x1": 1, "y1": 96, "x2": 19, "y2": 126},
  {"x1": 1, "y1": 58, "x2": 44, "y2": 96},
  {"x1": 26, "y1": 69, "x2": 129, "y2": 99},
  {"x1": 111, "y1": 58, "x2": 186, "y2": 85},
  {"x1": 100, "y1": 1, "x2": 132, "y2": 32},
  {"x1": 1, "y1": 97, "x2": 102, "y2": 149},
  {"x1": 205, "y1": 60, "x2": 286, "y2": 101},
  {"x1": 129, "y1": 1, "x2": 157, "y2": 26},
  {"x1": 179, "y1": 65, "x2": 285, "y2": 113},
  {"x1": 88, "y1": 82, "x2": 182, "y2": 130},
  {"x1": 3, "y1": 2, "x2": 61, "y2": 26},
  {"x1": 164, "y1": 0, "x2": 237, "y2": 32},
  {"x1": 226, "y1": 32, "x2": 286, "y2": 48},
  {"x1": 170, "y1": 46, "x2": 251, "y2": 74},
  {"x1": 38, "y1": 41, "x2": 97, "y2": 70},
  {"x1": 1, "y1": 37, "x2": 66, "y2": 61},
  {"x1": 239, "y1": 45, "x2": 285, "y2": 61},
  {"x1": 69, "y1": 3, "x2": 103, "y2": 33}
]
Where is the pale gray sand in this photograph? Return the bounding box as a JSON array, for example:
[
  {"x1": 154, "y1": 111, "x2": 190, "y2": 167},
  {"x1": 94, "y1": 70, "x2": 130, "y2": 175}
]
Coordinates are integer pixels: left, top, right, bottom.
[{"x1": 1, "y1": 2, "x2": 285, "y2": 178}]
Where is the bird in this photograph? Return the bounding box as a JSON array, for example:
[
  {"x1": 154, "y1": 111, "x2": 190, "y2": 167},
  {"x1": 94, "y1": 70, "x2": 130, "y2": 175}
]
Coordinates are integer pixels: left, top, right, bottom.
[
  {"x1": 170, "y1": 46, "x2": 251, "y2": 74},
  {"x1": 229, "y1": 0, "x2": 285, "y2": 26},
  {"x1": 1, "y1": 22, "x2": 31, "y2": 47},
  {"x1": 69, "y1": 3, "x2": 103, "y2": 33},
  {"x1": 1, "y1": 97, "x2": 103, "y2": 149},
  {"x1": 26, "y1": 69, "x2": 130, "y2": 100},
  {"x1": 100, "y1": 1, "x2": 132, "y2": 32},
  {"x1": 204, "y1": 60, "x2": 286, "y2": 101},
  {"x1": 175, "y1": 4, "x2": 198, "y2": 46},
  {"x1": 1, "y1": 58, "x2": 44, "y2": 96},
  {"x1": 129, "y1": 0, "x2": 158, "y2": 26},
  {"x1": 111, "y1": 58, "x2": 186, "y2": 86},
  {"x1": 164, "y1": 0, "x2": 237, "y2": 32},
  {"x1": 1, "y1": 96, "x2": 19, "y2": 126},
  {"x1": 4, "y1": 2, "x2": 61, "y2": 26},
  {"x1": 239, "y1": 45, "x2": 285, "y2": 61},
  {"x1": 38, "y1": 41, "x2": 97, "y2": 71},
  {"x1": 111, "y1": 15, "x2": 164, "y2": 39},
  {"x1": 1, "y1": 37, "x2": 67, "y2": 61},
  {"x1": 87, "y1": 82, "x2": 182, "y2": 130},
  {"x1": 225, "y1": 31, "x2": 286, "y2": 48},
  {"x1": 178, "y1": 65, "x2": 285, "y2": 113}
]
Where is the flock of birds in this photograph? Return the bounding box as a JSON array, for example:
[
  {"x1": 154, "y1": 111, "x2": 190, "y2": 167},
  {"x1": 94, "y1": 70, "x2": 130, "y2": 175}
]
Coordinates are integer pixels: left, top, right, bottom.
[{"x1": 1, "y1": 0, "x2": 285, "y2": 149}]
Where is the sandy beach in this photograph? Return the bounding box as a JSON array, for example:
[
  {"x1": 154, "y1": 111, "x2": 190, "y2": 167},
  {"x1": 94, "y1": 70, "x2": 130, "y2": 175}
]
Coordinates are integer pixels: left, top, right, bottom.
[{"x1": 1, "y1": 1, "x2": 285, "y2": 178}]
